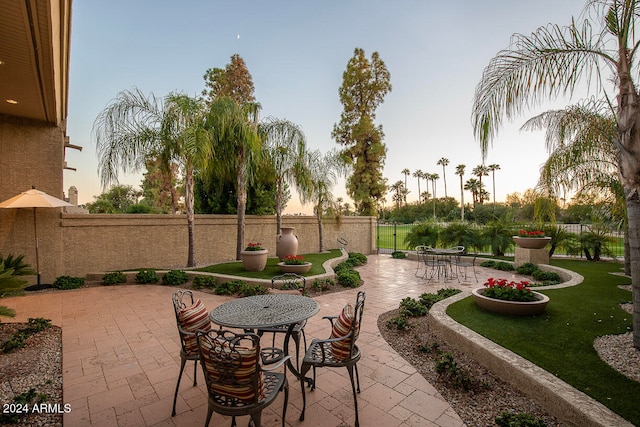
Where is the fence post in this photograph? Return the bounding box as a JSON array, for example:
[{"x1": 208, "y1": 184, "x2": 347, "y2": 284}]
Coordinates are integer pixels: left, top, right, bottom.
[{"x1": 393, "y1": 222, "x2": 397, "y2": 252}]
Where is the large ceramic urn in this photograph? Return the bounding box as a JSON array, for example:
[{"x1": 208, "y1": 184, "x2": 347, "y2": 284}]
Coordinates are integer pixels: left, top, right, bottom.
[{"x1": 276, "y1": 227, "x2": 298, "y2": 260}]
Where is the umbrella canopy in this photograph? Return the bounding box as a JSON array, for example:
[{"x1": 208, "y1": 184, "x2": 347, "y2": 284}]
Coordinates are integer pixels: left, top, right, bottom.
[
  {"x1": 0, "y1": 187, "x2": 73, "y2": 286},
  {"x1": 0, "y1": 188, "x2": 73, "y2": 208}
]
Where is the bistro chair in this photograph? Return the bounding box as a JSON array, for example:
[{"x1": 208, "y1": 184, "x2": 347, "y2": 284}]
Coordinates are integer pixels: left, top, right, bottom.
[
  {"x1": 452, "y1": 250, "x2": 479, "y2": 283},
  {"x1": 414, "y1": 245, "x2": 430, "y2": 276},
  {"x1": 196, "y1": 329, "x2": 290, "y2": 427},
  {"x1": 299, "y1": 291, "x2": 366, "y2": 427},
  {"x1": 258, "y1": 273, "x2": 307, "y2": 366},
  {"x1": 171, "y1": 290, "x2": 211, "y2": 417}
]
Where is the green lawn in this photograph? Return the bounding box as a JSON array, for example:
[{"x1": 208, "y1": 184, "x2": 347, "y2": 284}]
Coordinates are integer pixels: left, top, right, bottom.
[
  {"x1": 194, "y1": 249, "x2": 342, "y2": 280},
  {"x1": 447, "y1": 259, "x2": 639, "y2": 424}
]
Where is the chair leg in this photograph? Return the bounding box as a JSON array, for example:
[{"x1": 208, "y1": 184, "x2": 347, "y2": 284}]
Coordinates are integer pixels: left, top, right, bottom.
[
  {"x1": 281, "y1": 377, "x2": 289, "y2": 427},
  {"x1": 299, "y1": 362, "x2": 312, "y2": 421},
  {"x1": 204, "y1": 406, "x2": 213, "y2": 427},
  {"x1": 172, "y1": 356, "x2": 187, "y2": 416},
  {"x1": 249, "y1": 411, "x2": 262, "y2": 427},
  {"x1": 192, "y1": 359, "x2": 198, "y2": 386},
  {"x1": 354, "y1": 363, "x2": 361, "y2": 393},
  {"x1": 346, "y1": 364, "x2": 360, "y2": 427}
]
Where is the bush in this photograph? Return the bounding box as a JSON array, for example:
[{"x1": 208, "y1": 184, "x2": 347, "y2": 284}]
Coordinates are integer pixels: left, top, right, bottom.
[
  {"x1": 337, "y1": 269, "x2": 361, "y2": 288},
  {"x1": 531, "y1": 270, "x2": 561, "y2": 285},
  {"x1": 399, "y1": 297, "x2": 427, "y2": 317},
  {"x1": 102, "y1": 271, "x2": 126, "y2": 286},
  {"x1": 311, "y1": 278, "x2": 335, "y2": 292},
  {"x1": 480, "y1": 260, "x2": 496, "y2": 268},
  {"x1": 236, "y1": 283, "x2": 266, "y2": 297},
  {"x1": 135, "y1": 269, "x2": 158, "y2": 284},
  {"x1": 391, "y1": 251, "x2": 407, "y2": 259},
  {"x1": 215, "y1": 280, "x2": 242, "y2": 295},
  {"x1": 162, "y1": 270, "x2": 189, "y2": 286},
  {"x1": 193, "y1": 276, "x2": 217, "y2": 290},
  {"x1": 347, "y1": 252, "x2": 367, "y2": 266},
  {"x1": 434, "y1": 352, "x2": 472, "y2": 391},
  {"x1": 495, "y1": 412, "x2": 547, "y2": 427},
  {"x1": 515, "y1": 262, "x2": 538, "y2": 276},
  {"x1": 333, "y1": 262, "x2": 351, "y2": 273},
  {"x1": 494, "y1": 261, "x2": 515, "y2": 271},
  {"x1": 52, "y1": 275, "x2": 84, "y2": 290}
]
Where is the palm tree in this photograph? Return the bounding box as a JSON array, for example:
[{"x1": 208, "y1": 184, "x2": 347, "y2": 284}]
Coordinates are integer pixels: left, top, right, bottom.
[
  {"x1": 300, "y1": 149, "x2": 344, "y2": 252},
  {"x1": 464, "y1": 178, "x2": 481, "y2": 208},
  {"x1": 207, "y1": 97, "x2": 261, "y2": 259},
  {"x1": 455, "y1": 164, "x2": 466, "y2": 220},
  {"x1": 471, "y1": 0, "x2": 640, "y2": 348},
  {"x1": 488, "y1": 163, "x2": 501, "y2": 209},
  {"x1": 401, "y1": 168, "x2": 411, "y2": 205},
  {"x1": 389, "y1": 180, "x2": 404, "y2": 212},
  {"x1": 472, "y1": 165, "x2": 489, "y2": 203},
  {"x1": 429, "y1": 173, "x2": 439, "y2": 219},
  {"x1": 413, "y1": 169, "x2": 424, "y2": 203},
  {"x1": 93, "y1": 88, "x2": 212, "y2": 267},
  {"x1": 437, "y1": 158, "x2": 450, "y2": 198},
  {"x1": 259, "y1": 117, "x2": 310, "y2": 235}
]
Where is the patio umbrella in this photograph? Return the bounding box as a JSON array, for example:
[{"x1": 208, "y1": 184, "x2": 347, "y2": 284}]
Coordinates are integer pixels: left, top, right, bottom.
[{"x1": 0, "y1": 187, "x2": 73, "y2": 286}]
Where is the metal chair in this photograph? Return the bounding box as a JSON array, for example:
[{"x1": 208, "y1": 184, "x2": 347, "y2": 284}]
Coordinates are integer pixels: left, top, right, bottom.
[
  {"x1": 196, "y1": 329, "x2": 290, "y2": 427},
  {"x1": 414, "y1": 245, "x2": 430, "y2": 276},
  {"x1": 258, "y1": 274, "x2": 307, "y2": 366},
  {"x1": 171, "y1": 290, "x2": 210, "y2": 416},
  {"x1": 299, "y1": 291, "x2": 366, "y2": 427},
  {"x1": 453, "y1": 250, "x2": 479, "y2": 283}
]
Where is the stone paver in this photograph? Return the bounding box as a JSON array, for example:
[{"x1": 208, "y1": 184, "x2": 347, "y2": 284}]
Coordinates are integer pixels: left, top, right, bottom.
[{"x1": 3, "y1": 255, "x2": 514, "y2": 426}]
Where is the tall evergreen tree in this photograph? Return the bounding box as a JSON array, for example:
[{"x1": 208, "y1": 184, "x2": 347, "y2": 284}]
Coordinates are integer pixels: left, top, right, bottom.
[{"x1": 333, "y1": 48, "x2": 391, "y2": 216}]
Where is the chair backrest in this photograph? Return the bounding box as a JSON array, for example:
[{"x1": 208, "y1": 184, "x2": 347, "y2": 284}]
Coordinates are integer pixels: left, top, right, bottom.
[
  {"x1": 196, "y1": 329, "x2": 264, "y2": 405},
  {"x1": 270, "y1": 273, "x2": 306, "y2": 294},
  {"x1": 330, "y1": 291, "x2": 366, "y2": 360},
  {"x1": 172, "y1": 290, "x2": 210, "y2": 355}
]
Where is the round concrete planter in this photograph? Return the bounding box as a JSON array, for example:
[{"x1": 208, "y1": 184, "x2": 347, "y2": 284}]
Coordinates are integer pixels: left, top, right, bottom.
[
  {"x1": 240, "y1": 249, "x2": 268, "y2": 272},
  {"x1": 513, "y1": 236, "x2": 551, "y2": 249},
  {"x1": 472, "y1": 287, "x2": 549, "y2": 316},
  {"x1": 277, "y1": 262, "x2": 312, "y2": 274}
]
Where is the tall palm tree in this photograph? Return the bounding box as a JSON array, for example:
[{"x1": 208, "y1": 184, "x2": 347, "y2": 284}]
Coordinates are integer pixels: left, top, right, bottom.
[
  {"x1": 437, "y1": 158, "x2": 450, "y2": 198},
  {"x1": 471, "y1": 0, "x2": 640, "y2": 348},
  {"x1": 389, "y1": 180, "x2": 404, "y2": 212},
  {"x1": 93, "y1": 88, "x2": 213, "y2": 267},
  {"x1": 472, "y1": 165, "x2": 489, "y2": 203},
  {"x1": 429, "y1": 173, "x2": 439, "y2": 219},
  {"x1": 488, "y1": 163, "x2": 501, "y2": 209},
  {"x1": 464, "y1": 178, "x2": 481, "y2": 208},
  {"x1": 455, "y1": 164, "x2": 466, "y2": 220},
  {"x1": 207, "y1": 97, "x2": 261, "y2": 259},
  {"x1": 300, "y1": 149, "x2": 344, "y2": 252},
  {"x1": 259, "y1": 117, "x2": 310, "y2": 234},
  {"x1": 401, "y1": 168, "x2": 411, "y2": 205},
  {"x1": 413, "y1": 169, "x2": 424, "y2": 203}
]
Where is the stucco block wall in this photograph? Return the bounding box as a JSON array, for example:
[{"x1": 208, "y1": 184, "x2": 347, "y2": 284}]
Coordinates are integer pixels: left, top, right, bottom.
[
  {"x1": 59, "y1": 214, "x2": 376, "y2": 278},
  {"x1": 0, "y1": 115, "x2": 65, "y2": 283}
]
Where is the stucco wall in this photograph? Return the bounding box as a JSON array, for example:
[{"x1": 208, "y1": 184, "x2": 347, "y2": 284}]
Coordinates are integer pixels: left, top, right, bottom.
[{"x1": 59, "y1": 214, "x2": 376, "y2": 278}]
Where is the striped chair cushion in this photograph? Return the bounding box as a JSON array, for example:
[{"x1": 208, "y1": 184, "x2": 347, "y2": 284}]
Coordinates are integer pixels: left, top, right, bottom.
[
  {"x1": 200, "y1": 338, "x2": 264, "y2": 403},
  {"x1": 330, "y1": 303, "x2": 355, "y2": 360},
  {"x1": 177, "y1": 299, "x2": 211, "y2": 354}
]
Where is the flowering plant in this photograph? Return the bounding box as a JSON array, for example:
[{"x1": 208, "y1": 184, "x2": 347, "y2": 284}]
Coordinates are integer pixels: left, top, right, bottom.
[
  {"x1": 482, "y1": 278, "x2": 537, "y2": 302},
  {"x1": 244, "y1": 242, "x2": 265, "y2": 251},
  {"x1": 282, "y1": 255, "x2": 306, "y2": 265},
  {"x1": 517, "y1": 229, "x2": 546, "y2": 238}
]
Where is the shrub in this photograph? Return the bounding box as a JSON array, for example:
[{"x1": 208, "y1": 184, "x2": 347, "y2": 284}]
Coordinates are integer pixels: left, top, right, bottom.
[
  {"x1": 391, "y1": 251, "x2": 407, "y2": 259},
  {"x1": 2, "y1": 318, "x2": 51, "y2": 353},
  {"x1": 494, "y1": 261, "x2": 515, "y2": 271},
  {"x1": 347, "y1": 252, "x2": 367, "y2": 266},
  {"x1": 531, "y1": 270, "x2": 561, "y2": 284},
  {"x1": 135, "y1": 269, "x2": 158, "y2": 284},
  {"x1": 435, "y1": 352, "x2": 472, "y2": 391},
  {"x1": 516, "y1": 262, "x2": 538, "y2": 276},
  {"x1": 236, "y1": 283, "x2": 266, "y2": 297},
  {"x1": 162, "y1": 270, "x2": 189, "y2": 286},
  {"x1": 495, "y1": 412, "x2": 547, "y2": 427},
  {"x1": 333, "y1": 262, "x2": 351, "y2": 273},
  {"x1": 52, "y1": 275, "x2": 85, "y2": 290},
  {"x1": 311, "y1": 278, "x2": 335, "y2": 292},
  {"x1": 337, "y1": 269, "x2": 361, "y2": 288},
  {"x1": 399, "y1": 297, "x2": 427, "y2": 317},
  {"x1": 480, "y1": 260, "x2": 496, "y2": 268},
  {"x1": 387, "y1": 315, "x2": 410, "y2": 330},
  {"x1": 102, "y1": 271, "x2": 126, "y2": 286},
  {"x1": 215, "y1": 280, "x2": 243, "y2": 295},
  {"x1": 193, "y1": 276, "x2": 217, "y2": 290}
]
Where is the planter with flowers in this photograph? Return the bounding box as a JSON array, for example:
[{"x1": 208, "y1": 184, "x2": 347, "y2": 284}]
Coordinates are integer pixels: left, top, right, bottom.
[
  {"x1": 277, "y1": 255, "x2": 312, "y2": 274},
  {"x1": 472, "y1": 278, "x2": 549, "y2": 316},
  {"x1": 240, "y1": 242, "x2": 268, "y2": 272},
  {"x1": 513, "y1": 229, "x2": 552, "y2": 249}
]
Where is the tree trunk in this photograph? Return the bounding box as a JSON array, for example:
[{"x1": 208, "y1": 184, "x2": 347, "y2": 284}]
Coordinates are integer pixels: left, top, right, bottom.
[
  {"x1": 624, "y1": 228, "x2": 631, "y2": 276},
  {"x1": 627, "y1": 193, "x2": 640, "y2": 349},
  {"x1": 185, "y1": 165, "x2": 196, "y2": 267},
  {"x1": 276, "y1": 178, "x2": 283, "y2": 237},
  {"x1": 317, "y1": 209, "x2": 324, "y2": 252},
  {"x1": 236, "y1": 151, "x2": 247, "y2": 260}
]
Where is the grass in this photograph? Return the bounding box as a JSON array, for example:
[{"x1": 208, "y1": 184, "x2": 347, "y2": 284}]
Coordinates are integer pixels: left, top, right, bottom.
[
  {"x1": 447, "y1": 259, "x2": 639, "y2": 424},
  {"x1": 194, "y1": 249, "x2": 342, "y2": 280}
]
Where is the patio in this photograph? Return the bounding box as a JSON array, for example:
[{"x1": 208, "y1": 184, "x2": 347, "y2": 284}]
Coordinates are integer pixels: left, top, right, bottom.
[{"x1": 2, "y1": 255, "x2": 519, "y2": 426}]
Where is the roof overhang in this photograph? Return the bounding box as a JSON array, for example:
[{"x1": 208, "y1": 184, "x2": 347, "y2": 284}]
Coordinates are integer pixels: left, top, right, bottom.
[{"x1": 0, "y1": 0, "x2": 72, "y2": 127}]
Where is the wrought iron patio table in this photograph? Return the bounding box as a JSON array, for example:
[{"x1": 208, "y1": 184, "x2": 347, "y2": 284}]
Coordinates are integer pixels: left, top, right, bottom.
[
  {"x1": 423, "y1": 248, "x2": 464, "y2": 280},
  {"x1": 209, "y1": 293, "x2": 320, "y2": 380}
]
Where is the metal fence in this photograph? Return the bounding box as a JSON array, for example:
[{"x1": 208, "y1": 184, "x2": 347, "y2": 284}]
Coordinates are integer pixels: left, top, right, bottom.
[{"x1": 376, "y1": 221, "x2": 625, "y2": 259}]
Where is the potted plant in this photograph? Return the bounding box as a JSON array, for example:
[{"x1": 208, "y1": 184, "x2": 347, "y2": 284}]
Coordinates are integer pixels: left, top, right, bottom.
[
  {"x1": 277, "y1": 254, "x2": 312, "y2": 274},
  {"x1": 472, "y1": 277, "x2": 549, "y2": 315},
  {"x1": 513, "y1": 229, "x2": 552, "y2": 249},
  {"x1": 240, "y1": 242, "x2": 269, "y2": 272}
]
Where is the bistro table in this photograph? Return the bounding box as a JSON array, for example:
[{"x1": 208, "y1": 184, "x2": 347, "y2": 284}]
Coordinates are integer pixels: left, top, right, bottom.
[
  {"x1": 209, "y1": 293, "x2": 320, "y2": 380},
  {"x1": 422, "y1": 247, "x2": 464, "y2": 281}
]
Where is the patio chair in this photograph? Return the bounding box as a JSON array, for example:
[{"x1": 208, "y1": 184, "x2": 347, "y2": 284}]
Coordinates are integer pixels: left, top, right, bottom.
[
  {"x1": 196, "y1": 329, "x2": 290, "y2": 427},
  {"x1": 258, "y1": 273, "x2": 307, "y2": 366},
  {"x1": 452, "y1": 250, "x2": 478, "y2": 283},
  {"x1": 171, "y1": 290, "x2": 211, "y2": 417},
  {"x1": 299, "y1": 291, "x2": 366, "y2": 427},
  {"x1": 414, "y1": 245, "x2": 430, "y2": 276}
]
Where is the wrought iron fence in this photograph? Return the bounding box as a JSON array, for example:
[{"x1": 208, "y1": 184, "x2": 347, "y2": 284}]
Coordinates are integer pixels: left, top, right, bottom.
[{"x1": 376, "y1": 221, "x2": 625, "y2": 259}]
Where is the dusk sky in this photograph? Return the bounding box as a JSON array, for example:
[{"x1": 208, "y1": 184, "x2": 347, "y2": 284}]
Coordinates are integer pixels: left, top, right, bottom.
[{"x1": 64, "y1": 0, "x2": 590, "y2": 213}]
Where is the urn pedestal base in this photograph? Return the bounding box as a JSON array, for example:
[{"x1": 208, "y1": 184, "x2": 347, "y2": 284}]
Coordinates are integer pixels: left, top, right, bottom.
[{"x1": 514, "y1": 247, "x2": 550, "y2": 268}]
